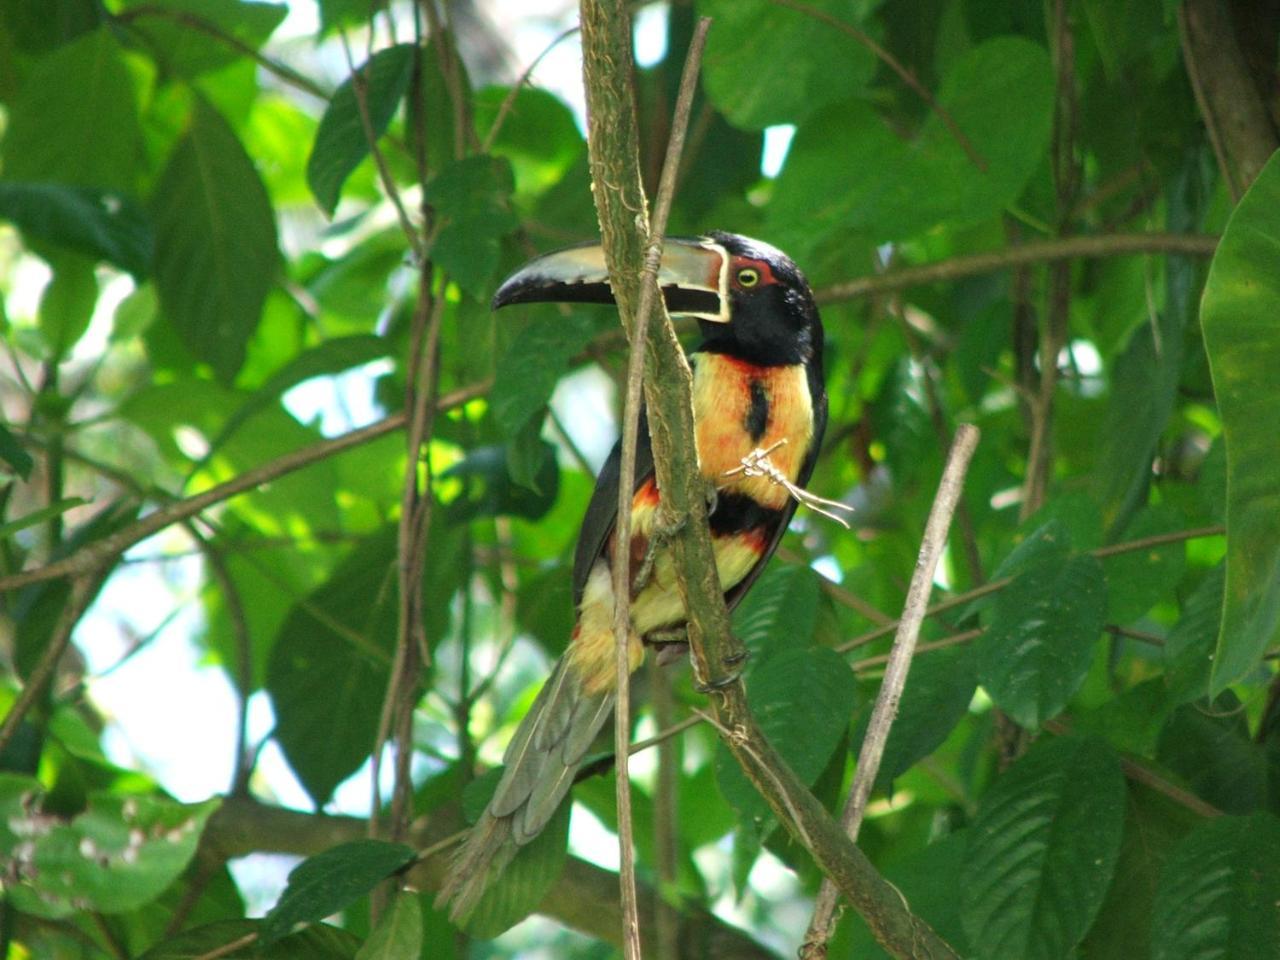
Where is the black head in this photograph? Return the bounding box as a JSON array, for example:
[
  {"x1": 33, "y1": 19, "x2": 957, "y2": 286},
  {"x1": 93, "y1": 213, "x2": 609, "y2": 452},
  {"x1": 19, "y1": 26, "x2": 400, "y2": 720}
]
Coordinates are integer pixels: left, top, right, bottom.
[{"x1": 491, "y1": 231, "x2": 823, "y2": 369}]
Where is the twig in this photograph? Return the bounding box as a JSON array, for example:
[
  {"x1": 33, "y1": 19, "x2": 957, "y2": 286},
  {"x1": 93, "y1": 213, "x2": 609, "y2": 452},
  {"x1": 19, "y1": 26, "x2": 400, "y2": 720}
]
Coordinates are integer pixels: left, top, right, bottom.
[
  {"x1": 650, "y1": 661, "x2": 681, "y2": 960},
  {"x1": 765, "y1": 0, "x2": 987, "y2": 171},
  {"x1": 0, "y1": 379, "x2": 490, "y2": 595},
  {"x1": 850, "y1": 630, "x2": 982, "y2": 672},
  {"x1": 191, "y1": 931, "x2": 258, "y2": 960},
  {"x1": 600, "y1": 15, "x2": 712, "y2": 960},
  {"x1": 801, "y1": 425, "x2": 979, "y2": 959},
  {"x1": 813, "y1": 233, "x2": 1219, "y2": 304}
]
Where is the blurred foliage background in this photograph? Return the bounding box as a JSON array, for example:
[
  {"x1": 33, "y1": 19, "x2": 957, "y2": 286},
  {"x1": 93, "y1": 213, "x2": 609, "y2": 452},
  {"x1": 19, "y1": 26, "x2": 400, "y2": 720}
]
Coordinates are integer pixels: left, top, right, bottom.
[{"x1": 1, "y1": 0, "x2": 1279, "y2": 957}]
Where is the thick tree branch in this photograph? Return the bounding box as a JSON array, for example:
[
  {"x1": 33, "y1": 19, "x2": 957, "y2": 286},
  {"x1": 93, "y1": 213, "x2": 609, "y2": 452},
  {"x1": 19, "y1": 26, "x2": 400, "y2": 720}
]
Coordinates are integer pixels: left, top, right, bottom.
[
  {"x1": 578, "y1": 3, "x2": 958, "y2": 957},
  {"x1": 1179, "y1": 0, "x2": 1280, "y2": 201},
  {"x1": 202, "y1": 796, "x2": 778, "y2": 960}
]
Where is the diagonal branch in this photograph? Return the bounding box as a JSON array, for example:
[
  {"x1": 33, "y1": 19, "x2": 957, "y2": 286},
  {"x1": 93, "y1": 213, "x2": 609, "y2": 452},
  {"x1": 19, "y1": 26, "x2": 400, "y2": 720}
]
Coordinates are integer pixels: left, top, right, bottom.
[{"x1": 578, "y1": 3, "x2": 959, "y2": 957}]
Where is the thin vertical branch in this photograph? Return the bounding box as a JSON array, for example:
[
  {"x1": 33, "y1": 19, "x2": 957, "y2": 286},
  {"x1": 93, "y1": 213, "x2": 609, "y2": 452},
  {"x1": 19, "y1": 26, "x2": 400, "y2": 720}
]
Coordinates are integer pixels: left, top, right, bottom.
[
  {"x1": 800, "y1": 425, "x2": 979, "y2": 959},
  {"x1": 650, "y1": 660, "x2": 681, "y2": 960},
  {"x1": 603, "y1": 16, "x2": 712, "y2": 959}
]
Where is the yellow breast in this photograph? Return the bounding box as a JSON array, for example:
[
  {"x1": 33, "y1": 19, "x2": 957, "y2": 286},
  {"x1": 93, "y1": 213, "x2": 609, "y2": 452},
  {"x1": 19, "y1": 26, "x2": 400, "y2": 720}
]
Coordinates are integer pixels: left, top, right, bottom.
[{"x1": 691, "y1": 353, "x2": 814, "y2": 509}]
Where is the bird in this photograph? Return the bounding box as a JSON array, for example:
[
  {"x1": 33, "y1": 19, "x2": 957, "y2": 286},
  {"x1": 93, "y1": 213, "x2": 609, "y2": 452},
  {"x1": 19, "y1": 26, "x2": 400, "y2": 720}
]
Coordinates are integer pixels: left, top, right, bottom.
[{"x1": 438, "y1": 231, "x2": 828, "y2": 921}]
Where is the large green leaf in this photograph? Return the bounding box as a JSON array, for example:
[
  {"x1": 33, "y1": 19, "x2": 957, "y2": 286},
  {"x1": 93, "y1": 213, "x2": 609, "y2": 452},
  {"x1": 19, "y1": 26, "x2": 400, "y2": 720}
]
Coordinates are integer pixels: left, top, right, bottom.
[
  {"x1": 0, "y1": 182, "x2": 153, "y2": 277},
  {"x1": 854, "y1": 643, "x2": 977, "y2": 792},
  {"x1": 306, "y1": 44, "x2": 416, "y2": 217},
  {"x1": 697, "y1": 0, "x2": 875, "y2": 130},
  {"x1": 151, "y1": 99, "x2": 280, "y2": 383},
  {"x1": 715, "y1": 647, "x2": 856, "y2": 825},
  {"x1": 260, "y1": 840, "x2": 415, "y2": 946},
  {"x1": 769, "y1": 37, "x2": 1054, "y2": 261},
  {"x1": 1101, "y1": 505, "x2": 1187, "y2": 625},
  {"x1": 975, "y1": 553, "x2": 1108, "y2": 728},
  {"x1": 1157, "y1": 693, "x2": 1268, "y2": 815},
  {"x1": 1151, "y1": 812, "x2": 1280, "y2": 960},
  {"x1": 354, "y1": 888, "x2": 422, "y2": 960},
  {"x1": 961, "y1": 736, "x2": 1126, "y2": 959},
  {"x1": 0, "y1": 775, "x2": 219, "y2": 918},
  {"x1": 0, "y1": 27, "x2": 140, "y2": 191},
  {"x1": 1199, "y1": 150, "x2": 1280, "y2": 692}
]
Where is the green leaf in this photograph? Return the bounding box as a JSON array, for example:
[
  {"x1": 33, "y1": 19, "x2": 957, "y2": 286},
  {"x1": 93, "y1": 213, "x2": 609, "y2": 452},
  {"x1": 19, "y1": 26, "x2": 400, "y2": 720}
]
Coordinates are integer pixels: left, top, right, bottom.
[
  {"x1": 1164, "y1": 565, "x2": 1225, "y2": 704},
  {"x1": 474, "y1": 86, "x2": 584, "y2": 201},
  {"x1": 1199, "y1": 151, "x2": 1280, "y2": 692},
  {"x1": 730, "y1": 562, "x2": 822, "y2": 664},
  {"x1": 444, "y1": 437, "x2": 560, "y2": 519},
  {"x1": 961, "y1": 736, "x2": 1126, "y2": 959},
  {"x1": 355, "y1": 889, "x2": 422, "y2": 959},
  {"x1": 1, "y1": 0, "x2": 102, "y2": 55},
  {"x1": 976, "y1": 552, "x2": 1107, "y2": 728},
  {"x1": 424, "y1": 155, "x2": 518, "y2": 299},
  {"x1": 1, "y1": 27, "x2": 141, "y2": 190},
  {"x1": 1151, "y1": 813, "x2": 1280, "y2": 960},
  {"x1": 0, "y1": 182, "x2": 153, "y2": 277},
  {"x1": 38, "y1": 253, "x2": 97, "y2": 356},
  {"x1": 0, "y1": 775, "x2": 220, "y2": 918},
  {"x1": 1102, "y1": 505, "x2": 1188, "y2": 624},
  {"x1": 697, "y1": 0, "x2": 875, "y2": 129},
  {"x1": 1157, "y1": 693, "x2": 1267, "y2": 815},
  {"x1": 769, "y1": 37, "x2": 1054, "y2": 261},
  {"x1": 266, "y1": 530, "x2": 397, "y2": 806},
  {"x1": 118, "y1": 0, "x2": 287, "y2": 78},
  {"x1": 0, "y1": 497, "x2": 88, "y2": 540},
  {"x1": 260, "y1": 840, "x2": 415, "y2": 946},
  {"x1": 715, "y1": 647, "x2": 856, "y2": 824},
  {"x1": 856, "y1": 643, "x2": 976, "y2": 792},
  {"x1": 151, "y1": 99, "x2": 280, "y2": 383},
  {"x1": 307, "y1": 45, "x2": 416, "y2": 216},
  {"x1": 0, "y1": 421, "x2": 35, "y2": 480},
  {"x1": 137, "y1": 920, "x2": 360, "y2": 959},
  {"x1": 465, "y1": 797, "x2": 569, "y2": 938},
  {"x1": 490, "y1": 311, "x2": 603, "y2": 438}
]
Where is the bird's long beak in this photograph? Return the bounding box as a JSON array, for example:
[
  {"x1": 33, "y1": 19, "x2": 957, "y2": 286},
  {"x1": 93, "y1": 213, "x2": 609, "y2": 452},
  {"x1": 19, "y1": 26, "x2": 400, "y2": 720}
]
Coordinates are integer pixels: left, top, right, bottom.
[{"x1": 492, "y1": 237, "x2": 731, "y2": 323}]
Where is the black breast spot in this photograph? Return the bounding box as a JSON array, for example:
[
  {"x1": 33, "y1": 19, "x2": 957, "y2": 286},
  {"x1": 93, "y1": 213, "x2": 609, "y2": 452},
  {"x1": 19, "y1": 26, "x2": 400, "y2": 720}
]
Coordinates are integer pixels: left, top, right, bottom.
[{"x1": 744, "y1": 379, "x2": 769, "y2": 441}]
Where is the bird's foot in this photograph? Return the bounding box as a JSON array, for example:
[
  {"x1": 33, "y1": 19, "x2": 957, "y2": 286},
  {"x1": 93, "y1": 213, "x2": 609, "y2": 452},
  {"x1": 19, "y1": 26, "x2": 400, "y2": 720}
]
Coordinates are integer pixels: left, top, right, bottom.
[
  {"x1": 692, "y1": 647, "x2": 750, "y2": 692},
  {"x1": 633, "y1": 507, "x2": 687, "y2": 592}
]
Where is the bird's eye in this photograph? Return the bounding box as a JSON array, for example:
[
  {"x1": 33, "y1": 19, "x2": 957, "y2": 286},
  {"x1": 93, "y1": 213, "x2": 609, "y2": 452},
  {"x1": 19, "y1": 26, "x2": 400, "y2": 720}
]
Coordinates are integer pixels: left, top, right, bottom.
[{"x1": 736, "y1": 267, "x2": 760, "y2": 288}]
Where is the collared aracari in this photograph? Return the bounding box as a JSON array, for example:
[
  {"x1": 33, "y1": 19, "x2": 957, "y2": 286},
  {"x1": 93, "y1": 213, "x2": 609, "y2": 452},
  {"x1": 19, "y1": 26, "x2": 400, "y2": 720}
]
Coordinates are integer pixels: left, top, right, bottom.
[{"x1": 440, "y1": 232, "x2": 827, "y2": 920}]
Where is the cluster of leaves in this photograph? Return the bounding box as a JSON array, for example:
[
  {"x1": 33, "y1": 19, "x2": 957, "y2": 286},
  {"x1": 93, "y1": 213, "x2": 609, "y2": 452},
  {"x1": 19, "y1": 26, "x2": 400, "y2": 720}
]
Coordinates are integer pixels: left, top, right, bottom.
[{"x1": 0, "y1": 0, "x2": 1278, "y2": 958}]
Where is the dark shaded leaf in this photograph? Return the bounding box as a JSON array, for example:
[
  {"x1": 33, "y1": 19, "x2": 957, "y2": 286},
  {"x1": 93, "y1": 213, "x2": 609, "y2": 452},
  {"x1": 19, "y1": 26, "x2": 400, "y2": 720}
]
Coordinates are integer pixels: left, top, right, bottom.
[
  {"x1": 1102, "y1": 505, "x2": 1187, "y2": 624},
  {"x1": 976, "y1": 553, "x2": 1107, "y2": 728},
  {"x1": 730, "y1": 562, "x2": 822, "y2": 665},
  {"x1": 1164, "y1": 564, "x2": 1225, "y2": 704},
  {"x1": 1151, "y1": 813, "x2": 1280, "y2": 960},
  {"x1": 490, "y1": 310, "x2": 603, "y2": 438},
  {"x1": 137, "y1": 920, "x2": 359, "y2": 959},
  {"x1": 0, "y1": 421, "x2": 34, "y2": 480},
  {"x1": 1157, "y1": 692, "x2": 1266, "y2": 815},
  {"x1": 307, "y1": 45, "x2": 415, "y2": 216},
  {"x1": 0, "y1": 182, "x2": 153, "y2": 277},
  {"x1": 260, "y1": 840, "x2": 414, "y2": 946},
  {"x1": 962, "y1": 736, "x2": 1125, "y2": 959}
]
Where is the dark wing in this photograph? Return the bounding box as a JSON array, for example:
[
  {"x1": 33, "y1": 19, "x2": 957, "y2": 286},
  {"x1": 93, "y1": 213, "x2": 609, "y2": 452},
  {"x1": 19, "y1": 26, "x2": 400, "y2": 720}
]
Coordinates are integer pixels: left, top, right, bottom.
[
  {"x1": 571, "y1": 407, "x2": 656, "y2": 607},
  {"x1": 722, "y1": 386, "x2": 828, "y2": 611}
]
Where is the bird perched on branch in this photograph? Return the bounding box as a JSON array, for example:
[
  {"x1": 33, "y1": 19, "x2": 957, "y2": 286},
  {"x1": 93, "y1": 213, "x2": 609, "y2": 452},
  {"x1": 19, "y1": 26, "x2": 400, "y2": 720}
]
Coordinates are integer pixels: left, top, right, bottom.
[{"x1": 439, "y1": 231, "x2": 829, "y2": 921}]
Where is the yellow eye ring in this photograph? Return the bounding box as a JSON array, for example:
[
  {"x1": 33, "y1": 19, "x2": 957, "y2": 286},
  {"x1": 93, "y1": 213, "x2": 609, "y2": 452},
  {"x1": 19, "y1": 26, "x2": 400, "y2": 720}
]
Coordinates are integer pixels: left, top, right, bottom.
[{"x1": 736, "y1": 267, "x2": 761, "y2": 288}]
